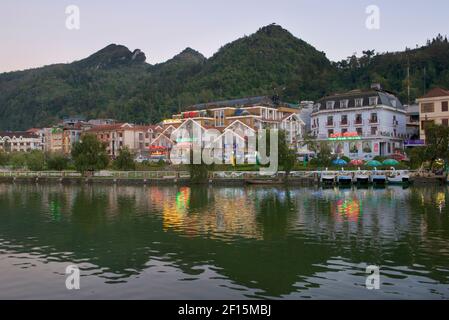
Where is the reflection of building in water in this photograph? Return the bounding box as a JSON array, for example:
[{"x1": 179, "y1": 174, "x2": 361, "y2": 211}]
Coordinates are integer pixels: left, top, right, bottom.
[
  {"x1": 161, "y1": 187, "x2": 262, "y2": 240},
  {"x1": 290, "y1": 187, "x2": 419, "y2": 241},
  {"x1": 332, "y1": 198, "x2": 361, "y2": 222}
]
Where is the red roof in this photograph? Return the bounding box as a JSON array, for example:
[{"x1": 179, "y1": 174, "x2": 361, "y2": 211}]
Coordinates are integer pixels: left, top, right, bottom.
[{"x1": 420, "y1": 87, "x2": 449, "y2": 99}]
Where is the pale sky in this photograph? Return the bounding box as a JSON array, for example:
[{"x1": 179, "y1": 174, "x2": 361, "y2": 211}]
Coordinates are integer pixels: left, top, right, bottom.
[{"x1": 0, "y1": 0, "x2": 448, "y2": 73}]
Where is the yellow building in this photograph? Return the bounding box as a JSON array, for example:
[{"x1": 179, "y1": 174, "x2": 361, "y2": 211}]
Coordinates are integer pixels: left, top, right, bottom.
[{"x1": 417, "y1": 87, "x2": 449, "y2": 141}]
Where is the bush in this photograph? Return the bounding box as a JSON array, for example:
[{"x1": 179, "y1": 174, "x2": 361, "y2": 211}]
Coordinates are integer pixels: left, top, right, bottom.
[
  {"x1": 10, "y1": 152, "x2": 27, "y2": 170},
  {"x1": 113, "y1": 147, "x2": 136, "y2": 171},
  {"x1": 0, "y1": 151, "x2": 10, "y2": 166},
  {"x1": 47, "y1": 153, "x2": 70, "y2": 171},
  {"x1": 25, "y1": 150, "x2": 45, "y2": 171}
]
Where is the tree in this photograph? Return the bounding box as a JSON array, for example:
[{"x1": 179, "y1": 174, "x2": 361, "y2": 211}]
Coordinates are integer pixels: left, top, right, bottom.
[
  {"x1": 424, "y1": 124, "x2": 449, "y2": 168},
  {"x1": 301, "y1": 132, "x2": 319, "y2": 154},
  {"x1": 71, "y1": 134, "x2": 109, "y2": 174},
  {"x1": 314, "y1": 142, "x2": 333, "y2": 167},
  {"x1": 113, "y1": 147, "x2": 136, "y2": 171},
  {"x1": 188, "y1": 149, "x2": 211, "y2": 183},
  {"x1": 25, "y1": 150, "x2": 45, "y2": 171},
  {"x1": 47, "y1": 153, "x2": 70, "y2": 171},
  {"x1": 407, "y1": 147, "x2": 427, "y2": 170},
  {"x1": 0, "y1": 150, "x2": 9, "y2": 166},
  {"x1": 278, "y1": 130, "x2": 297, "y2": 180},
  {"x1": 10, "y1": 152, "x2": 27, "y2": 170}
]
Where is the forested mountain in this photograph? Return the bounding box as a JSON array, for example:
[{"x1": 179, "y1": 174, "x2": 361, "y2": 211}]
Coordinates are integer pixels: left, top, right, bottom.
[{"x1": 0, "y1": 24, "x2": 448, "y2": 130}]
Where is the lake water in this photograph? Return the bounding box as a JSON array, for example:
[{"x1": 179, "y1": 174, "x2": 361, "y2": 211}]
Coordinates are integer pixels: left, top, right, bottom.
[{"x1": 0, "y1": 183, "x2": 448, "y2": 299}]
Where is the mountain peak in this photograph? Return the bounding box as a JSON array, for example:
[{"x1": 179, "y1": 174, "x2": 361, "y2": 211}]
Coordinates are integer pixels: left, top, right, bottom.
[
  {"x1": 172, "y1": 47, "x2": 206, "y2": 64},
  {"x1": 254, "y1": 23, "x2": 293, "y2": 37},
  {"x1": 75, "y1": 44, "x2": 146, "y2": 69}
]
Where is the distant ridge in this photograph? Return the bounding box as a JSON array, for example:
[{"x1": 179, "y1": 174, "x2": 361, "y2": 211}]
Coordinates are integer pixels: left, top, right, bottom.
[{"x1": 0, "y1": 25, "x2": 448, "y2": 130}]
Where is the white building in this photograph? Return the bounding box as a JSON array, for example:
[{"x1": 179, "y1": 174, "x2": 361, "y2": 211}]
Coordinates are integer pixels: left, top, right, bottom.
[
  {"x1": 0, "y1": 131, "x2": 43, "y2": 152},
  {"x1": 310, "y1": 85, "x2": 407, "y2": 159}
]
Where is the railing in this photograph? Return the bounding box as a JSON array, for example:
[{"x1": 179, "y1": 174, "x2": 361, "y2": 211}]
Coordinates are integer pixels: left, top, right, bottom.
[
  {"x1": 0, "y1": 170, "x2": 418, "y2": 180},
  {"x1": 212, "y1": 171, "x2": 318, "y2": 180},
  {"x1": 0, "y1": 171, "x2": 190, "y2": 179},
  {"x1": 0, "y1": 171, "x2": 82, "y2": 177}
]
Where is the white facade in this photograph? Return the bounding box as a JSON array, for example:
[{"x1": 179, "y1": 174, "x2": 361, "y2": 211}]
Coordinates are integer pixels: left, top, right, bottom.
[
  {"x1": 311, "y1": 89, "x2": 407, "y2": 159},
  {"x1": 0, "y1": 132, "x2": 42, "y2": 153}
]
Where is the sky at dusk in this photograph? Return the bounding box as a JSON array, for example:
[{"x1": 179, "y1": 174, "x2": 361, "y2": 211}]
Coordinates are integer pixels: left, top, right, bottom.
[{"x1": 0, "y1": 0, "x2": 448, "y2": 73}]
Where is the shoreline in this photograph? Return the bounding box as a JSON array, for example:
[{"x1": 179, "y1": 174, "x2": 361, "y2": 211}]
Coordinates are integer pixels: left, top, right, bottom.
[{"x1": 0, "y1": 175, "x2": 444, "y2": 186}]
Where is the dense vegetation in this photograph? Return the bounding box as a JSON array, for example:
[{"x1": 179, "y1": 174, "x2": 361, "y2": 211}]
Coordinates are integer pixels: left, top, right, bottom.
[{"x1": 0, "y1": 24, "x2": 448, "y2": 131}]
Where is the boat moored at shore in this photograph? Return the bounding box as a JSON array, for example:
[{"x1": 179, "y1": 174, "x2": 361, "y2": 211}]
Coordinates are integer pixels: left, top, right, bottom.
[
  {"x1": 321, "y1": 169, "x2": 336, "y2": 184},
  {"x1": 387, "y1": 169, "x2": 410, "y2": 184},
  {"x1": 337, "y1": 169, "x2": 353, "y2": 185},
  {"x1": 355, "y1": 169, "x2": 370, "y2": 184},
  {"x1": 370, "y1": 169, "x2": 387, "y2": 184}
]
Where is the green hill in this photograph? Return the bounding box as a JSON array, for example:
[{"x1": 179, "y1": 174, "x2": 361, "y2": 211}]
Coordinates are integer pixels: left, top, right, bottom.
[{"x1": 0, "y1": 24, "x2": 448, "y2": 130}]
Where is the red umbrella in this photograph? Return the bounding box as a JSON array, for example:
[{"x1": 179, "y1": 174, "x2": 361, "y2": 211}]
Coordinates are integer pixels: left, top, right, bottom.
[
  {"x1": 391, "y1": 153, "x2": 406, "y2": 161},
  {"x1": 350, "y1": 159, "x2": 364, "y2": 166}
]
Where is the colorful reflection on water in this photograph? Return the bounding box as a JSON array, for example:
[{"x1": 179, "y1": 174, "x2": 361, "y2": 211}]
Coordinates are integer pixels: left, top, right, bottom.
[
  {"x1": 0, "y1": 183, "x2": 448, "y2": 299},
  {"x1": 333, "y1": 198, "x2": 362, "y2": 222}
]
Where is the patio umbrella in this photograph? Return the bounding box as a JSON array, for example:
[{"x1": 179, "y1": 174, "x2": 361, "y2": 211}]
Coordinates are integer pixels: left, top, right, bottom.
[
  {"x1": 383, "y1": 159, "x2": 399, "y2": 166},
  {"x1": 332, "y1": 159, "x2": 348, "y2": 166},
  {"x1": 366, "y1": 160, "x2": 382, "y2": 167},
  {"x1": 350, "y1": 159, "x2": 364, "y2": 166}
]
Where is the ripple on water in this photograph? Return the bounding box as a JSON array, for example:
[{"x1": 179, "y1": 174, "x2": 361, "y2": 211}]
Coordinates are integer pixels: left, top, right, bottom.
[{"x1": 0, "y1": 184, "x2": 449, "y2": 299}]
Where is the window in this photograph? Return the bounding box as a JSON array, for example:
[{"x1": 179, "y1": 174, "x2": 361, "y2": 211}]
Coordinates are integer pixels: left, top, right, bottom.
[
  {"x1": 369, "y1": 97, "x2": 378, "y2": 106},
  {"x1": 326, "y1": 101, "x2": 335, "y2": 110},
  {"x1": 421, "y1": 103, "x2": 435, "y2": 113},
  {"x1": 340, "y1": 100, "x2": 349, "y2": 108},
  {"x1": 443, "y1": 119, "x2": 449, "y2": 127},
  {"x1": 356, "y1": 128, "x2": 363, "y2": 136},
  {"x1": 327, "y1": 116, "x2": 333, "y2": 126},
  {"x1": 341, "y1": 115, "x2": 348, "y2": 125},
  {"x1": 370, "y1": 113, "x2": 378, "y2": 123},
  {"x1": 371, "y1": 127, "x2": 377, "y2": 135},
  {"x1": 355, "y1": 98, "x2": 364, "y2": 107},
  {"x1": 215, "y1": 110, "x2": 225, "y2": 126},
  {"x1": 442, "y1": 101, "x2": 449, "y2": 112},
  {"x1": 355, "y1": 114, "x2": 363, "y2": 125},
  {"x1": 342, "y1": 128, "x2": 348, "y2": 134},
  {"x1": 328, "y1": 129, "x2": 334, "y2": 137}
]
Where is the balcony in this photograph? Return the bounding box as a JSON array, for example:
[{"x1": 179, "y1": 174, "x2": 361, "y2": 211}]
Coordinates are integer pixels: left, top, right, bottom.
[
  {"x1": 354, "y1": 119, "x2": 363, "y2": 126},
  {"x1": 326, "y1": 121, "x2": 334, "y2": 127}
]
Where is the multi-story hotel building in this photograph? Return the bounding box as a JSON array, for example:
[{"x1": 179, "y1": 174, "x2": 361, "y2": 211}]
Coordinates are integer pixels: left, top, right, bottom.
[
  {"x1": 167, "y1": 96, "x2": 305, "y2": 147},
  {"x1": 0, "y1": 131, "x2": 42, "y2": 152},
  {"x1": 311, "y1": 85, "x2": 407, "y2": 159},
  {"x1": 417, "y1": 87, "x2": 449, "y2": 141},
  {"x1": 86, "y1": 123, "x2": 161, "y2": 158}
]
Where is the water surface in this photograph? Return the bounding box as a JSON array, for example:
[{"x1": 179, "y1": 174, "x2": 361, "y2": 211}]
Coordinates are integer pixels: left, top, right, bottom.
[{"x1": 0, "y1": 183, "x2": 448, "y2": 299}]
